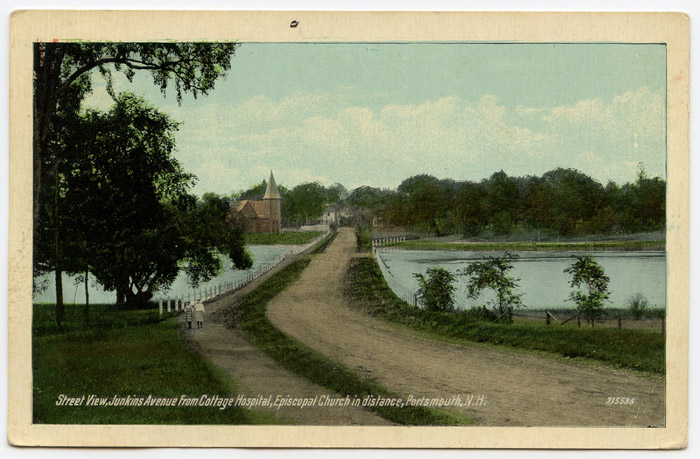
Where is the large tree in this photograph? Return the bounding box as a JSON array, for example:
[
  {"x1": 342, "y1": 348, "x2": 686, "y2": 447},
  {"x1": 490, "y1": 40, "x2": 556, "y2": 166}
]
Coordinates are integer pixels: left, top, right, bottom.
[
  {"x1": 34, "y1": 42, "x2": 237, "y2": 324},
  {"x1": 61, "y1": 94, "x2": 251, "y2": 308}
]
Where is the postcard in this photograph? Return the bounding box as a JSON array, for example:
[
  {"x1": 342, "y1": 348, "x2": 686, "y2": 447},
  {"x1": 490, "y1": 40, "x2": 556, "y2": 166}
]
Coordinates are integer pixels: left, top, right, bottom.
[{"x1": 7, "y1": 10, "x2": 689, "y2": 448}]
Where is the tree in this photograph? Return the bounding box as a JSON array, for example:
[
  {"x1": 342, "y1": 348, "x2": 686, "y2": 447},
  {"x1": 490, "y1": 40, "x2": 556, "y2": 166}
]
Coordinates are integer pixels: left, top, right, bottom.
[
  {"x1": 462, "y1": 253, "x2": 524, "y2": 322},
  {"x1": 413, "y1": 267, "x2": 457, "y2": 312},
  {"x1": 284, "y1": 182, "x2": 328, "y2": 225},
  {"x1": 185, "y1": 193, "x2": 253, "y2": 285},
  {"x1": 564, "y1": 255, "x2": 611, "y2": 325},
  {"x1": 481, "y1": 171, "x2": 520, "y2": 235},
  {"x1": 33, "y1": 42, "x2": 238, "y2": 318},
  {"x1": 397, "y1": 174, "x2": 455, "y2": 235},
  {"x1": 59, "y1": 94, "x2": 251, "y2": 308},
  {"x1": 542, "y1": 168, "x2": 605, "y2": 235},
  {"x1": 454, "y1": 181, "x2": 487, "y2": 237}
]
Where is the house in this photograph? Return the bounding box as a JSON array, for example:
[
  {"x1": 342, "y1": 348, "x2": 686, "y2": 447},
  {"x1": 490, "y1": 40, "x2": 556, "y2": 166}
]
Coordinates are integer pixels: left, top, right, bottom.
[
  {"x1": 229, "y1": 171, "x2": 282, "y2": 233},
  {"x1": 320, "y1": 204, "x2": 337, "y2": 226}
]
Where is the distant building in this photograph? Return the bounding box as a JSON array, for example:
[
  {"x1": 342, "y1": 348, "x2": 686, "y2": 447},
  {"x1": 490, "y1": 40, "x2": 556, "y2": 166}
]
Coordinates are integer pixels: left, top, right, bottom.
[
  {"x1": 320, "y1": 205, "x2": 337, "y2": 226},
  {"x1": 229, "y1": 171, "x2": 282, "y2": 233}
]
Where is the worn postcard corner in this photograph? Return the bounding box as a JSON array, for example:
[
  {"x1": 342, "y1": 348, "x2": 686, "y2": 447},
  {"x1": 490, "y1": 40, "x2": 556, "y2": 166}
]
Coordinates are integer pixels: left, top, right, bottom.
[{"x1": 7, "y1": 10, "x2": 689, "y2": 449}]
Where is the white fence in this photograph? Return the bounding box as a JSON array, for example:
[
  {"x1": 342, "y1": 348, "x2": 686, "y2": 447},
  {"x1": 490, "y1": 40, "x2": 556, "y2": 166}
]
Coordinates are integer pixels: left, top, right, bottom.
[
  {"x1": 156, "y1": 232, "x2": 329, "y2": 315},
  {"x1": 373, "y1": 245, "x2": 420, "y2": 308},
  {"x1": 371, "y1": 236, "x2": 406, "y2": 251}
]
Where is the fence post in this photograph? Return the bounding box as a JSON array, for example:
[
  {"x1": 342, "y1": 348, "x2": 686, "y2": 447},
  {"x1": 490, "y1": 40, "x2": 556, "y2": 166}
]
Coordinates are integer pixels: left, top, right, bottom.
[
  {"x1": 167, "y1": 299, "x2": 171, "y2": 313},
  {"x1": 159, "y1": 301, "x2": 163, "y2": 316},
  {"x1": 617, "y1": 315, "x2": 622, "y2": 329},
  {"x1": 546, "y1": 311, "x2": 551, "y2": 325}
]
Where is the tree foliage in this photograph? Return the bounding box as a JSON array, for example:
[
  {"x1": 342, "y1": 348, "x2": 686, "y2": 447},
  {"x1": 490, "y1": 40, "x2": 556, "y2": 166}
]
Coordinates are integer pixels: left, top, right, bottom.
[
  {"x1": 564, "y1": 254, "x2": 611, "y2": 325},
  {"x1": 353, "y1": 167, "x2": 665, "y2": 237},
  {"x1": 413, "y1": 267, "x2": 457, "y2": 312},
  {"x1": 39, "y1": 94, "x2": 251, "y2": 309},
  {"x1": 33, "y1": 42, "x2": 238, "y2": 318},
  {"x1": 462, "y1": 253, "x2": 524, "y2": 322}
]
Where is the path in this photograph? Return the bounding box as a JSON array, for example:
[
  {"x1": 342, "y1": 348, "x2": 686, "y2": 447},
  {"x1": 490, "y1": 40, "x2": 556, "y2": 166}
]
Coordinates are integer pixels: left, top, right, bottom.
[
  {"x1": 182, "y1": 241, "x2": 390, "y2": 425},
  {"x1": 267, "y1": 227, "x2": 666, "y2": 427}
]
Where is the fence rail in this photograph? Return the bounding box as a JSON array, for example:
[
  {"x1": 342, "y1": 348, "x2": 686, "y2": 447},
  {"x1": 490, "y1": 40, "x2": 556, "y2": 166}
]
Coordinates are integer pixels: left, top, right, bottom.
[{"x1": 155, "y1": 232, "x2": 328, "y2": 315}]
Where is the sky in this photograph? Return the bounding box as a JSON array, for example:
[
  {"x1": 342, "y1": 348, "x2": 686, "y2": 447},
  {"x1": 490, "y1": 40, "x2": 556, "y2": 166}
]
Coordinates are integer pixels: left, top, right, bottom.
[{"x1": 84, "y1": 42, "x2": 667, "y2": 195}]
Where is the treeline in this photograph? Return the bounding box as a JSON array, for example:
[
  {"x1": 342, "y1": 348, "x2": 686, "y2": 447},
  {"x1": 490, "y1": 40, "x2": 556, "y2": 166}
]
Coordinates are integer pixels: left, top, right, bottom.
[
  {"x1": 345, "y1": 168, "x2": 665, "y2": 237},
  {"x1": 232, "y1": 181, "x2": 348, "y2": 227}
]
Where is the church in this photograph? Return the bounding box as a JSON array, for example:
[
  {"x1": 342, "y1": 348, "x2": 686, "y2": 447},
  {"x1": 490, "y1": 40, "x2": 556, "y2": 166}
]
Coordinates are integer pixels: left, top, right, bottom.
[{"x1": 229, "y1": 171, "x2": 282, "y2": 233}]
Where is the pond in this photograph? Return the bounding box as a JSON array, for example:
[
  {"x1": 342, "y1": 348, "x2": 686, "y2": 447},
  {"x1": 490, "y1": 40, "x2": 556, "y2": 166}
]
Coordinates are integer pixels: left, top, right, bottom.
[
  {"x1": 376, "y1": 249, "x2": 667, "y2": 311},
  {"x1": 33, "y1": 245, "x2": 294, "y2": 305}
]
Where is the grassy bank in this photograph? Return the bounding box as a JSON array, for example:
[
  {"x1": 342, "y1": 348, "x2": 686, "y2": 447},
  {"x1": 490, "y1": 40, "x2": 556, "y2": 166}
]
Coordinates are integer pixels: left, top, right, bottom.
[
  {"x1": 391, "y1": 239, "x2": 665, "y2": 252},
  {"x1": 32, "y1": 306, "x2": 279, "y2": 424},
  {"x1": 346, "y1": 257, "x2": 665, "y2": 375},
  {"x1": 245, "y1": 231, "x2": 322, "y2": 245},
  {"x1": 219, "y1": 254, "x2": 472, "y2": 425}
]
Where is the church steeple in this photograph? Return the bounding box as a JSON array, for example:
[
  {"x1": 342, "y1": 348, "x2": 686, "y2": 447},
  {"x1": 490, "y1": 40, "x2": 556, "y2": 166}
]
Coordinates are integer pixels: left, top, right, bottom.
[{"x1": 263, "y1": 170, "x2": 281, "y2": 200}]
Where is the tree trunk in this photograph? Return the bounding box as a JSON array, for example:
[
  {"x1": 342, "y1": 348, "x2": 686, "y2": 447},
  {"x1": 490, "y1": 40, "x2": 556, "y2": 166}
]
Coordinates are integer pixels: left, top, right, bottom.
[
  {"x1": 84, "y1": 270, "x2": 89, "y2": 306},
  {"x1": 54, "y1": 267, "x2": 64, "y2": 331},
  {"x1": 83, "y1": 270, "x2": 90, "y2": 326},
  {"x1": 52, "y1": 151, "x2": 65, "y2": 331},
  {"x1": 116, "y1": 285, "x2": 127, "y2": 307}
]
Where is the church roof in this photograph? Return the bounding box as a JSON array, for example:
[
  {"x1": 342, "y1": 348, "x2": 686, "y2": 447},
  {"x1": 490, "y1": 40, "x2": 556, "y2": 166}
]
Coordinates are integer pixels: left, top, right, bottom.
[
  {"x1": 250, "y1": 201, "x2": 272, "y2": 219},
  {"x1": 231, "y1": 199, "x2": 273, "y2": 219},
  {"x1": 263, "y1": 171, "x2": 281, "y2": 200}
]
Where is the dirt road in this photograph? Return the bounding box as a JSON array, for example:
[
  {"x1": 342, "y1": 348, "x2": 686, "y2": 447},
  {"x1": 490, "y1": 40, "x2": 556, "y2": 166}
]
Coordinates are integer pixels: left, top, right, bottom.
[
  {"x1": 268, "y1": 227, "x2": 665, "y2": 427},
  {"x1": 184, "y1": 249, "x2": 390, "y2": 426}
]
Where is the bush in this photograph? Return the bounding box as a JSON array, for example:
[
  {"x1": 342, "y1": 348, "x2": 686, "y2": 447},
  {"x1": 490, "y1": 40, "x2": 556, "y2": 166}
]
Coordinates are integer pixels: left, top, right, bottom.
[
  {"x1": 413, "y1": 267, "x2": 457, "y2": 312},
  {"x1": 564, "y1": 255, "x2": 610, "y2": 325},
  {"x1": 355, "y1": 225, "x2": 373, "y2": 251},
  {"x1": 462, "y1": 252, "x2": 524, "y2": 322},
  {"x1": 626, "y1": 293, "x2": 649, "y2": 320}
]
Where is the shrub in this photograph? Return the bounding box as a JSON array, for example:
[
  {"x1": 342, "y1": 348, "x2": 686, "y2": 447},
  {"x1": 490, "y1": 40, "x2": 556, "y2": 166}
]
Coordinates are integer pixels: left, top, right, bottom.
[
  {"x1": 626, "y1": 293, "x2": 649, "y2": 320},
  {"x1": 564, "y1": 254, "x2": 610, "y2": 326},
  {"x1": 462, "y1": 252, "x2": 524, "y2": 322},
  {"x1": 413, "y1": 267, "x2": 457, "y2": 312}
]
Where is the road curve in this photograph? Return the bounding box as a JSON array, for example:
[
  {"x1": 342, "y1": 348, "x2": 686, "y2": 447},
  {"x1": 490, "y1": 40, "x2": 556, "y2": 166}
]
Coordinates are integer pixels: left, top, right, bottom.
[{"x1": 267, "y1": 227, "x2": 665, "y2": 427}]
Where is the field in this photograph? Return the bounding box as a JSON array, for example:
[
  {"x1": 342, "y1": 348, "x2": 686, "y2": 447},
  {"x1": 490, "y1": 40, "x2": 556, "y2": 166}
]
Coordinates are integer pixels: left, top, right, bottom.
[
  {"x1": 32, "y1": 304, "x2": 279, "y2": 424},
  {"x1": 244, "y1": 231, "x2": 322, "y2": 245}
]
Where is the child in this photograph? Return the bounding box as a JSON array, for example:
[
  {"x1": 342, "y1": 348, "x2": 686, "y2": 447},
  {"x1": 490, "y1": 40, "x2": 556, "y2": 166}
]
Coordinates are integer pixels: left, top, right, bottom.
[
  {"x1": 194, "y1": 301, "x2": 205, "y2": 329},
  {"x1": 184, "y1": 302, "x2": 194, "y2": 329}
]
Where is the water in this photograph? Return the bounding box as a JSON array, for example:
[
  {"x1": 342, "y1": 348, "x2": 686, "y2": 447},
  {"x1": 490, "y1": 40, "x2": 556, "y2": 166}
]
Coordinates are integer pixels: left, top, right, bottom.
[
  {"x1": 33, "y1": 245, "x2": 294, "y2": 304},
  {"x1": 376, "y1": 249, "x2": 667, "y2": 310}
]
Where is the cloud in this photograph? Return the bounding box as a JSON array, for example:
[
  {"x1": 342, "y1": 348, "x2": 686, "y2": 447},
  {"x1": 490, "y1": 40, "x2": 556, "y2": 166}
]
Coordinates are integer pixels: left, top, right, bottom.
[{"x1": 84, "y1": 80, "x2": 666, "y2": 194}]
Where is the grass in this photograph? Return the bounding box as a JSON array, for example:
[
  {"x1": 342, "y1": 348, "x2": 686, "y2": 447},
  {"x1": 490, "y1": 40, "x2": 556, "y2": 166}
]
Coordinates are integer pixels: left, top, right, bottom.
[
  {"x1": 310, "y1": 231, "x2": 338, "y2": 254},
  {"x1": 345, "y1": 257, "x2": 665, "y2": 375},
  {"x1": 32, "y1": 306, "x2": 281, "y2": 425},
  {"x1": 356, "y1": 225, "x2": 373, "y2": 251},
  {"x1": 391, "y1": 239, "x2": 666, "y2": 252},
  {"x1": 33, "y1": 303, "x2": 167, "y2": 337},
  {"x1": 521, "y1": 306, "x2": 666, "y2": 321},
  {"x1": 218, "y1": 254, "x2": 472, "y2": 426},
  {"x1": 244, "y1": 231, "x2": 322, "y2": 245}
]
